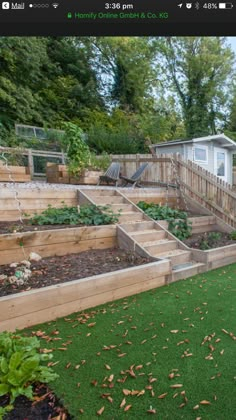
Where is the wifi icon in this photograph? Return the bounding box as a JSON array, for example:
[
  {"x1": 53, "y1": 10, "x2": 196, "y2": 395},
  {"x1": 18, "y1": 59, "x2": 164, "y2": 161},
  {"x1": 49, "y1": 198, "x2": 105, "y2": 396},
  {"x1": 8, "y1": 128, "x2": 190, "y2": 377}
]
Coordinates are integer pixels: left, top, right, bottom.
[{"x1": 52, "y1": 3, "x2": 59, "y2": 7}]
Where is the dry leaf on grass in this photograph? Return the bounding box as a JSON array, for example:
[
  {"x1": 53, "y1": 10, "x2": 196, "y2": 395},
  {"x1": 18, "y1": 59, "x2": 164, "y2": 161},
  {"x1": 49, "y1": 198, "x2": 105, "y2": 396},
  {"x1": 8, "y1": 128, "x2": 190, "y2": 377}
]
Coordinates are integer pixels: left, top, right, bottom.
[
  {"x1": 104, "y1": 364, "x2": 111, "y2": 370},
  {"x1": 170, "y1": 330, "x2": 179, "y2": 334},
  {"x1": 200, "y1": 400, "x2": 211, "y2": 405},
  {"x1": 147, "y1": 408, "x2": 156, "y2": 414},
  {"x1": 124, "y1": 404, "x2": 132, "y2": 412},
  {"x1": 120, "y1": 398, "x2": 126, "y2": 408},
  {"x1": 123, "y1": 389, "x2": 131, "y2": 396},
  {"x1": 170, "y1": 384, "x2": 183, "y2": 388},
  {"x1": 118, "y1": 353, "x2": 127, "y2": 358},
  {"x1": 158, "y1": 393, "x2": 168, "y2": 399},
  {"x1": 97, "y1": 406, "x2": 105, "y2": 416},
  {"x1": 193, "y1": 405, "x2": 199, "y2": 410}
]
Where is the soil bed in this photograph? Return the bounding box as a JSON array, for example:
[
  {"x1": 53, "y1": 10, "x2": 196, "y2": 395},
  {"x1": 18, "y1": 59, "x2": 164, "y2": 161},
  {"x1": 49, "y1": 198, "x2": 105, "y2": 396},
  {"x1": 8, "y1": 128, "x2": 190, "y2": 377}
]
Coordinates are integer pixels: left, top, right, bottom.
[
  {"x1": 1, "y1": 383, "x2": 71, "y2": 420},
  {"x1": 0, "y1": 248, "x2": 152, "y2": 297},
  {"x1": 0, "y1": 220, "x2": 85, "y2": 234},
  {"x1": 183, "y1": 231, "x2": 236, "y2": 249}
]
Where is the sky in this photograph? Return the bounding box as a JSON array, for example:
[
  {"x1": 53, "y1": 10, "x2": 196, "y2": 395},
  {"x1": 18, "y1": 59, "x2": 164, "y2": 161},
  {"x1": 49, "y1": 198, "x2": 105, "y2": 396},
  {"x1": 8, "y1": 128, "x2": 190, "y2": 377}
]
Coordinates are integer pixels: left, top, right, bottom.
[{"x1": 228, "y1": 37, "x2": 236, "y2": 56}]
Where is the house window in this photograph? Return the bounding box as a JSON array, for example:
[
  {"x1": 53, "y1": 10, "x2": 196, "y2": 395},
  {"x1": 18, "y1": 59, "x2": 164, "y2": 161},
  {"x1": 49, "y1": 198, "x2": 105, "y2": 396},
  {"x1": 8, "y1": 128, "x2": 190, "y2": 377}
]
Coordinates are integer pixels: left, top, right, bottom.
[{"x1": 193, "y1": 145, "x2": 208, "y2": 163}]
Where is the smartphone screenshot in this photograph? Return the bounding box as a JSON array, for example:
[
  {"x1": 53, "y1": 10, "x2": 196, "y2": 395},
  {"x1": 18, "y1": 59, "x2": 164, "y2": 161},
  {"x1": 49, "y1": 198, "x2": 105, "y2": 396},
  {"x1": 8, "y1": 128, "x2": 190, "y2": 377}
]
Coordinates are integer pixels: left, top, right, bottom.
[{"x1": 0, "y1": 1, "x2": 236, "y2": 420}]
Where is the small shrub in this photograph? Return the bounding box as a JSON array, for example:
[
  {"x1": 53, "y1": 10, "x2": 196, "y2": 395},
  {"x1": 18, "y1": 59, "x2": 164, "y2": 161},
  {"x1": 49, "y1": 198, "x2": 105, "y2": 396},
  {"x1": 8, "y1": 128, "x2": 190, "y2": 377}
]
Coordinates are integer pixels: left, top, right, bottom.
[
  {"x1": 168, "y1": 218, "x2": 192, "y2": 240},
  {"x1": 0, "y1": 331, "x2": 58, "y2": 416},
  {"x1": 229, "y1": 230, "x2": 236, "y2": 240},
  {"x1": 199, "y1": 239, "x2": 211, "y2": 250},
  {"x1": 28, "y1": 204, "x2": 119, "y2": 226},
  {"x1": 199, "y1": 232, "x2": 222, "y2": 250},
  {"x1": 208, "y1": 232, "x2": 222, "y2": 242}
]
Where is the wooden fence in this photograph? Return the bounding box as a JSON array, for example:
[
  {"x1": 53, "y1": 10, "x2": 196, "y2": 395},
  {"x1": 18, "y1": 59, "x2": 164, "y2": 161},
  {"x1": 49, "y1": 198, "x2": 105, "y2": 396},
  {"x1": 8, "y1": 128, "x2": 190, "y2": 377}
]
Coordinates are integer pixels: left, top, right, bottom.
[{"x1": 111, "y1": 154, "x2": 236, "y2": 228}]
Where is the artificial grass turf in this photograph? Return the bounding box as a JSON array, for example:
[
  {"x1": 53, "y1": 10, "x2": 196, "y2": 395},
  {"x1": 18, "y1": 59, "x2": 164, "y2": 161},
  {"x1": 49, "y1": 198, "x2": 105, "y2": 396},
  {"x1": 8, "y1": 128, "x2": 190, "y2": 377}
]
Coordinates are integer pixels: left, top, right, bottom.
[{"x1": 25, "y1": 263, "x2": 236, "y2": 419}]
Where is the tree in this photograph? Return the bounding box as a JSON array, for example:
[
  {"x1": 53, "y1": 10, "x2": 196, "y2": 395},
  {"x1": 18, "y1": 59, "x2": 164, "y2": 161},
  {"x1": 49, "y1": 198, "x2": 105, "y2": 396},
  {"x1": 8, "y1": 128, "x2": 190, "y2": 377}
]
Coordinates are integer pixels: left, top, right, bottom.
[{"x1": 157, "y1": 37, "x2": 235, "y2": 138}]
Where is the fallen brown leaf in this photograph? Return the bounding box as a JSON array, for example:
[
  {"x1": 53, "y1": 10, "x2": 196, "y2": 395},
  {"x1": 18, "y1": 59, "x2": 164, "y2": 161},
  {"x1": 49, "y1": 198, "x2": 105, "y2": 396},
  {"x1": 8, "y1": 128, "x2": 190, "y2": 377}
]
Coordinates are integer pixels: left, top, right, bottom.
[
  {"x1": 108, "y1": 374, "x2": 114, "y2": 382},
  {"x1": 158, "y1": 393, "x2": 168, "y2": 399},
  {"x1": 137, "y1": 390, "x2": 145, "y2": 397},
  {"x1": 147, "y1": 408, "x2": 156, "y2": 414},
  {"x1": 170, "y1": 384, "x2": 183, "y2": 388},
  {"x1": 97, "y1": 406, "x2": 105, "y2": 416},
  {"x1": 118, "y1": 353, "x2": 127, "y2": 358},
  {"x1": 123, "y1": 389, "x2": 131, "y2": 396},
  {"x1": 135, "y1": 365, "x2": 143, "y2": 370},
  {"x1": 193, "y1": 404, "x2": 199, "y2": 410},
  {"x1": 124, "y1": 404, "x2": 132, "y2": 412},
  {"x1": 104, "y1": 364, "x2": 111, "y2": 370},
  {"x1": 120, "y1": 398, "x2": 126, "y2": 408},
  {"x1": 170, "y1": 330, "x2": 179, "y2": 334},
  {"x1": 200, "y1": 400, "x2": 211, "y2": 405}
]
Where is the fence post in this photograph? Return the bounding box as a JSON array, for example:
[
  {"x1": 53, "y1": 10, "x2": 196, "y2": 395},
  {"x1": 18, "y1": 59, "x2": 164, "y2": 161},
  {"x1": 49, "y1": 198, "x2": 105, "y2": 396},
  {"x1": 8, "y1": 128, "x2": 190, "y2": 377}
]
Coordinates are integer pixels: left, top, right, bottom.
[{"x1": 28, "y1": 149, "x2": 34, "y2": 178}]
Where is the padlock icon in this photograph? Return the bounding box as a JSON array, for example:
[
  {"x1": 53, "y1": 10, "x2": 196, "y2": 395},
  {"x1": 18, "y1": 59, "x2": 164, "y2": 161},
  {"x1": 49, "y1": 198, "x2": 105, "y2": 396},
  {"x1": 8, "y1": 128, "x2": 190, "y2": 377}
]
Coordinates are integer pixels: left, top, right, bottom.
[{"x1": 67, "y1": 12, "x2": 72, "y2": 18}]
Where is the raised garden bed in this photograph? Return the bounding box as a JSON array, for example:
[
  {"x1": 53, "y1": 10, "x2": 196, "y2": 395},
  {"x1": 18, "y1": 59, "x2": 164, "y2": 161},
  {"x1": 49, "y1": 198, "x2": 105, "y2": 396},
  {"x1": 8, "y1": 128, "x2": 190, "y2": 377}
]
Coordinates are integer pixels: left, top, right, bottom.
[
  {"x1": 46, "y1": 163, "x2": 102, "y2": 185},
  {"x1": 183, "y1": 231, "x2": 236, "y2": 250},
  {"x1": 0, "y1": 247, "x2": 152, "y2": 297},
  {"x1": 0, "y1": 163, "x2": 31, "y2": 182}
]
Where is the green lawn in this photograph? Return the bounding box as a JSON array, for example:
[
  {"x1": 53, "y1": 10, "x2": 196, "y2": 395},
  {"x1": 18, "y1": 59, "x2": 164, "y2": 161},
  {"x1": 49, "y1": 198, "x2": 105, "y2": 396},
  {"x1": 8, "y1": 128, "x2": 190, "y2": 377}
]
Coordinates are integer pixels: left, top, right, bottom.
[{"x1": 25, "y1": 264, "x2": 236, "y2": 419}]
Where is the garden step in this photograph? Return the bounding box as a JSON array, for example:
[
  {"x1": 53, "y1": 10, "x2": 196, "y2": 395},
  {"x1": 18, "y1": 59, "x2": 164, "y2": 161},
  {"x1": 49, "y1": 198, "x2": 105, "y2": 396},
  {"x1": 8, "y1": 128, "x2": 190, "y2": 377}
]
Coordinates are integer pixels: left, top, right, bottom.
[
  {"x1": 118, "y1": 212, "x2": 144, "y2": 223},
  {"x1": 170, "y1": 262, "x2": 206, "y2": 282},
  {"x1": 144, "y1": 239, "x2": 177, "y2": 255},
  {"x1": 92, "y1": 196, "x2": 126, "y2": 204},
  {"x1": 154, "y1": 249, "x2": 191, "y2": 265},
  {"x1": 84, "y1": 189, "x2": 117, "y2": 196},
  {"x1": 109, "y1": 204, "x2": 134, "y2": 212},
  {"x1": 130, "y1": 230, "x2": 166, "y2": 242},
  {"x1": 120, "y1": 221, "x2": 156, "y2": 232}
]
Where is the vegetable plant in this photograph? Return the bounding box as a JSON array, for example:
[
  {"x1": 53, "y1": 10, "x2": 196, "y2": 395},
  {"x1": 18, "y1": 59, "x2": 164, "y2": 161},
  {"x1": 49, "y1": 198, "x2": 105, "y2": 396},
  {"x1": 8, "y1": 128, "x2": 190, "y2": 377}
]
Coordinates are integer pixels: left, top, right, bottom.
[
  {"x1": 0, "y1": 331, "x2": 58, "y2": 417},
  {"x1": 137, "y1": 201, "x2": 192, "y2": 240},
  {"x1": 28, "y1": 203, "x2": 119, "y2": 226}
]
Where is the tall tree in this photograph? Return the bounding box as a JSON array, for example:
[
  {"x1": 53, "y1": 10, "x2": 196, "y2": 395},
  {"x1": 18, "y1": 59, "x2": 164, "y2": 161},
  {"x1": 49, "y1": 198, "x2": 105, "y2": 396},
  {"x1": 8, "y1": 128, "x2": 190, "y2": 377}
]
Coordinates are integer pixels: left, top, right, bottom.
[{"x1": 158, "y1": 37, "x2": 235, "y2": 137}]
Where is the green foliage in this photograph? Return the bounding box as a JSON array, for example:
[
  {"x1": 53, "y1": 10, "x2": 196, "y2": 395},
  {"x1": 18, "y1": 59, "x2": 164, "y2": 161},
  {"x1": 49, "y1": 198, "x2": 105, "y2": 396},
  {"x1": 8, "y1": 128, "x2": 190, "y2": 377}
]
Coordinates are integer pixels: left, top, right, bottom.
[
  {"x1": 89, "y1": 152, "x2": 111, "y2": 171},
  {"x1": 61, "y1": 122, "x2": 91, "y2": 175},
  {"x1": 199, "y1": 231, "x2": 222, "y2": 250},
  {"x1": 0, "y1": 331, "x2": 58, "y2": 415},
  {"x1": 78, "y1": 204, "x2": 120, "y2": 225},
  {"x1": 28, "y1": 204, "x2": 119, "y2": 226},
  {"x1": 137, "y1": 201, "x2": 192, "y2": 240},
  {"x1": 159, "y1": 37, "x2": 235, "y2": 136},
  {"x1": 168, "y1": 218, "x2": 192, "y2": 240},
  {"x1": 229, "y1": 230, "x2": 236, "y2": 240},
  {"x1": 137, "y1": 201, "x2": 188, "y2": 220}
]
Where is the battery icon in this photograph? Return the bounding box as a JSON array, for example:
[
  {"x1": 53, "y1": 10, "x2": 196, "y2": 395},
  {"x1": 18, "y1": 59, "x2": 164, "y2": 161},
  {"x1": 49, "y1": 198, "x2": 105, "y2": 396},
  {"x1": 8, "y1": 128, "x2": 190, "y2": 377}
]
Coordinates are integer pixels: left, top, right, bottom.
[{"x1": 219, "y1": 3, "x2": 233, "y2": 8}]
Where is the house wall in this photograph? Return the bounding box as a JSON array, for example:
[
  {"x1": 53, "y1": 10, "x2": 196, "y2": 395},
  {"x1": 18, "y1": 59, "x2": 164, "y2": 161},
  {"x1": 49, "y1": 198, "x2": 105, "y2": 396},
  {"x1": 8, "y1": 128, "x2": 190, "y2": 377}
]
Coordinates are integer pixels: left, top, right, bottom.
[{"x1": 155, "y1": 141, "x2": 233, "y2": 184}]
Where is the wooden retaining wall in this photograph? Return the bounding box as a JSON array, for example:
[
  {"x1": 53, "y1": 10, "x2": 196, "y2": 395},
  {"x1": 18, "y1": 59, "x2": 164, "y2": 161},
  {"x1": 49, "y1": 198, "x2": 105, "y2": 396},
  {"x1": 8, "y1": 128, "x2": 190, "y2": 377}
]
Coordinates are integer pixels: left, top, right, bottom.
[
  {"x1": 0, "y1": 163, "x2": 31, "y2": 182},
  {"x1": 122, "y1": 188, "x2": 180, "y2": 207},
  {"x1": 0, "y1": 188, "x2": 78, "y2": 221},
  {"x1": 0, "y1": 225, "x2": 116, "y2": 265},
  {"x1": 0, "y1": 260, "x2": 170, "y2": 332}
]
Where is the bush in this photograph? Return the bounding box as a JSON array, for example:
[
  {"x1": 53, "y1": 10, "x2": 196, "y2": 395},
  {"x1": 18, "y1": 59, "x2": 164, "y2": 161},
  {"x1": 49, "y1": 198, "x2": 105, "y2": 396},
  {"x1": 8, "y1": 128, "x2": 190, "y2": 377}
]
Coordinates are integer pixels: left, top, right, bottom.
[{"x1": 0, "y1": 331, "x2": 58, "y2": 416}]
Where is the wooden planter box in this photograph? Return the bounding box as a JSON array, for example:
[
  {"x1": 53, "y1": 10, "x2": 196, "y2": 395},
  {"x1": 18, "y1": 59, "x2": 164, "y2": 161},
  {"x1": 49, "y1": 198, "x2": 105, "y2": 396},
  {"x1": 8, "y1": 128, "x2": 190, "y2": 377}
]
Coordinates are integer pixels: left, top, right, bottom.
[
  {"x1": 0, "y1": 225, "x2": 170, "y2": 331},
  {"x1": 0, "y1": 260, "x2": 170, "y2": 332},
  {"x1": 0, "y1": 163, "x2": 31, "y2": 182},
  {"x1": 46, "y1": 163, "x2": 102, "y2": 185}
]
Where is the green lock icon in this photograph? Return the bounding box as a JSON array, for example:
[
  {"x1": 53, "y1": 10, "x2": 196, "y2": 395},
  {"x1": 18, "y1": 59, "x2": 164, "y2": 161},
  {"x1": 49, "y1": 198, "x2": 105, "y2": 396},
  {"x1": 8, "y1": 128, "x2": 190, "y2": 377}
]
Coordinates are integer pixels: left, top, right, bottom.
[{"x1": 67, "y1": 12, "x2": 72, "y2": 19}]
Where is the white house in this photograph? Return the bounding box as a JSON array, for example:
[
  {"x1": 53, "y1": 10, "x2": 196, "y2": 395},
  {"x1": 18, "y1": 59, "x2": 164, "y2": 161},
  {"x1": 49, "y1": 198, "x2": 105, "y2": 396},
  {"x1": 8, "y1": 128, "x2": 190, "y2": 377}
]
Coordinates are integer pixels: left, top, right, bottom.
[{"x1": 150, "y1": 134, "x2": 236, "y2": 184}]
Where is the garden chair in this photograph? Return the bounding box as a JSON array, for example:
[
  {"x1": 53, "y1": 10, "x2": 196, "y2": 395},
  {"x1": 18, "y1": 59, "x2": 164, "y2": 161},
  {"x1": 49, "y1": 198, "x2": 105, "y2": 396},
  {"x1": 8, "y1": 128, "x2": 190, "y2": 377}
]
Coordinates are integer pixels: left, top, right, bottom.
[
  {"x1": 120, "y1": 162, "x2": 149, "y2": 188},
  {"x1": 98, "y1": 162, "x2": 121, "y2": 186}
]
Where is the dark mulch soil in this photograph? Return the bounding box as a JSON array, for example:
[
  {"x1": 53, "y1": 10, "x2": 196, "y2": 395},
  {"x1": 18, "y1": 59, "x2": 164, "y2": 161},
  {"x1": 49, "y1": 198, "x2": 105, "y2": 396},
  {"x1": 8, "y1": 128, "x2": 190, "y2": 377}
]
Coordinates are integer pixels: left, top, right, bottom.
[
  {"x1": 1, "y1": 383, "x2": 71, "y2": 420},
  {"x1": 0, "y1": 248, "x2": 152, "y2": 297},
  {"x1": 0, "y1": 221, "x2": 85, "y2": 234},
  {"x1": 183, "y1": 231, "x2": 236, "y2": 249}
]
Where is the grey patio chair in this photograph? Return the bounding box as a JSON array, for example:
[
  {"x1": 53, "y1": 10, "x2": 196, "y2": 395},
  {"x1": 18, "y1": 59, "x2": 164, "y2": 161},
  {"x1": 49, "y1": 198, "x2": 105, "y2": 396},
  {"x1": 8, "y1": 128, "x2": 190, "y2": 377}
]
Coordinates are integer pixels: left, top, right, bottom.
[
  {"x1": 120, "y1": 162, "x2": 149, "y2": 188},
  {"x1": 98, "y1": 162, "x2": 121, "y2": 186}
]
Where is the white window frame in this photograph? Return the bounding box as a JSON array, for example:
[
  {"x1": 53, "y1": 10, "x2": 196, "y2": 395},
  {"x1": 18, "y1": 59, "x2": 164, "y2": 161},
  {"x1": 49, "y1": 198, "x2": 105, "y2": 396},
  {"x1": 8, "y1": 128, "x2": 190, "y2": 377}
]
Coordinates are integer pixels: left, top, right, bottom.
[{"x1": 193, "y1": 145, "x2": 208, "y2": 163}]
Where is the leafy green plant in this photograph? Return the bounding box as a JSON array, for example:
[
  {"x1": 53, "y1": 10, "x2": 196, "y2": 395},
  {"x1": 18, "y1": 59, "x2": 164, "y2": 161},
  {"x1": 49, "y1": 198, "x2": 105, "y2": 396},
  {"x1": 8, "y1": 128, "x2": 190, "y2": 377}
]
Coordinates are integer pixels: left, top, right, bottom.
[
  {"x1": 199, "y1": 232, "x2": 222, "y2": 250},
  {"x1": 229, "y1": 230, "x2": 236, "y2": 240},
  {"x1": 137, "y1": 202, "x2": 187, "y2": 221},
  {"x1": 168, "y1": 218, "x2": 192, "y2": 240},
  {"x1": 137, "y1": 201, "x2": 192, "y2": 240},
  {"x1": 88, "y1": 152, "x2": 111, "y2": 171},
  {"x1": 0, "y1": 331, "x2": 58, "y2": 416},
  {"x1": 28, "y1": 204, "x2": 119, "y2": 226},
  {"x1": 61, "y1": 122, "x2": 91, "y2": 176}
]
